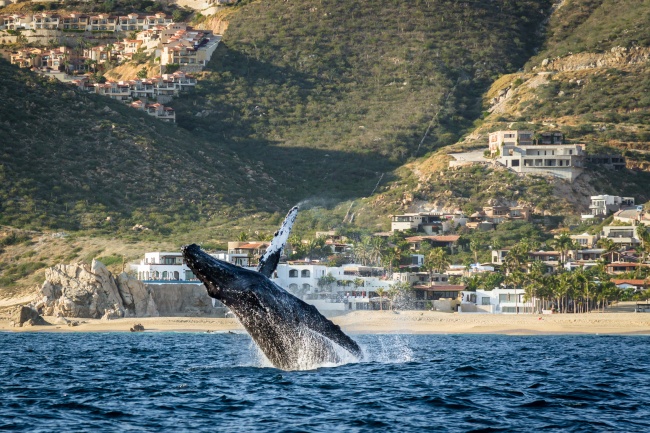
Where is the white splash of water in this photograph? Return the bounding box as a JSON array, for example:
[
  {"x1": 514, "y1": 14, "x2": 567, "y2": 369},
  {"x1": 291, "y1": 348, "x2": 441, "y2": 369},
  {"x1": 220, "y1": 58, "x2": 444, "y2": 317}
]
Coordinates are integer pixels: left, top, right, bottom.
[{"x1": 360, "y1": 335, "x2": 415, "y2": 364}]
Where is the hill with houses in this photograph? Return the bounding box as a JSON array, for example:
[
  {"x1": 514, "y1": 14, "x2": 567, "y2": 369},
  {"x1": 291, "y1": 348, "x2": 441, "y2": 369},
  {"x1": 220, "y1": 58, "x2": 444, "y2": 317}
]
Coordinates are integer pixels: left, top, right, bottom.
[{"x1": 1, "y1": 0, "x2": 650, "y2": 298}]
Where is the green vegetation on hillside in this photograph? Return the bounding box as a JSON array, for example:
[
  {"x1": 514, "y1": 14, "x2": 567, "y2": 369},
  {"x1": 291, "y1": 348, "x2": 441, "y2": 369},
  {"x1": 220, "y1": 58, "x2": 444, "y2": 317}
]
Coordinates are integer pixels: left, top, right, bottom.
[
  {"x1": 173, "y1": 0, "x2": 553, "y2": 200},
  {"x1": 0, "y1": 59, "x2": 285, "y2": 234},
  {"x1": 531, "y1": 0, "x2": 650, "y2": 60}
]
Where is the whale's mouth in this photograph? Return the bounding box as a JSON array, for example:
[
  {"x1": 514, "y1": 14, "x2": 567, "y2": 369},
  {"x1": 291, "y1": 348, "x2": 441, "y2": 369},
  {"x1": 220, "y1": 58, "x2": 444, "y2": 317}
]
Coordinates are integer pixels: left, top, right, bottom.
[{"x1": 181, "y1": 244, "x2": 242, "y2": 298}]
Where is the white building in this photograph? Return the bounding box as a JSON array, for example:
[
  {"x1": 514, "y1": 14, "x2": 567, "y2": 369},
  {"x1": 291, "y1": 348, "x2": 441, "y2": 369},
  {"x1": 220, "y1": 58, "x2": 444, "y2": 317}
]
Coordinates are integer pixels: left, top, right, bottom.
[
  {"x1": 132, "y1": 251, "x2": 250, "y2": 282},
  {"x1": 601, "y1": 225, "x2": 642, "y2": 247},
  {"x1": 460, "y1": 288, "x2": 533, "y2": 314},
  {"x1": 489, "y1": 130, "x2": 585, "y2": 182},
  {"x1": 273, "y1": 263, "x2": 392, "y2": 311},
  {"x1": 132, "y1": 252, "x2": 394, "y2": 312},
  {"x1": 589, "y1": 194, "x2": 635, "y2": 216}
]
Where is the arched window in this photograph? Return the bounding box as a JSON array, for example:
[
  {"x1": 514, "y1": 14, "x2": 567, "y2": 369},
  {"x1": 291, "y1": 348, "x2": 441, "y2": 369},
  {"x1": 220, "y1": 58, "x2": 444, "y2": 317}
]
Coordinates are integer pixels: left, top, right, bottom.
[
  {"x1": 289, "y1": 269, "x2": 298, "y2": 278},
  {"x1": 173, "y1": 271, "x2": 179, "y2": 280},
  {"x1": 154, "y1": 271, "x2": 160, "y2": 279},
  {"x1": 162, "y1": 271, "x2": 168, "y2": 280},
  {"x1": 301, "y1": 270, "x2": 310, "y2": 278},
  {"x1": 302, "y1": 283, "x2": 311, "y2": 291},
  {"x1": 288, "y1": 283, "x2": 299, "y2": 292}
]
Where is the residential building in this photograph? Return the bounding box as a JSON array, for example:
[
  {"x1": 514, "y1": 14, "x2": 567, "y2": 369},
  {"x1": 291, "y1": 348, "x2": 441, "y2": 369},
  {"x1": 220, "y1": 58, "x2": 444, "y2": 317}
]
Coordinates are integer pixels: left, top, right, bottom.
[
  {"x1": 391, "y1": 213, "x2": 444, "y2": 234},
  {"x1": 33, "y1": 12, "x2": 61, "y2": 30},
  {"x1": 489, "y1": 130, "x2": 585, "y2": 181},
  {"x1": 586, "y1": 154, "x2": 626, "y2": 170},
  {"x1": 589, "y1": 194, "x2": 635, "y2": 216},
  {"x1": 466, "y1": 205, "x2": 531, "y2": 229},
  {"x1": 569, "y1": 232, "x2": 600, "y2": 249},
  {"x1": 89, "y1": 14, "x2": 118, "y2": 32},
  {"x1": 95, "y1": 81, "x2": 132, "y2": 102},
  {"x1": 159, "y1": 26, "x2": 221, "y2": 71},
  {"x1": 601, "y1": 225, "x2": 642, "y2": 247},
  {"x1": 61, "y1": 13, "x2": 89, "y2": 31},
  {"x1": 460, "y1": 288, "x2": 533, "y2": 314},
  {"x1": 488, "y1": 130, "x2": 534, "y2": 153},
  {"x1": 405, "y1": 235, "x2": 460, "y2": 251},
  {"x1": 130, "y1": 100, "x2": 176, "y2": 123},
  {"x1": 132, "y1": 251, "x2": 250, "y2": 281}
]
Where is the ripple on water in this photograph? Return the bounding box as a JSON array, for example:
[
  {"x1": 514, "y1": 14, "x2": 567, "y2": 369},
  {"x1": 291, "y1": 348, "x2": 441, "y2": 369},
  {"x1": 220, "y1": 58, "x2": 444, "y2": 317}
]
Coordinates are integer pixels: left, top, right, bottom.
[{"x1": 1, "y1": 334, "x2": 650, "y2": 432}]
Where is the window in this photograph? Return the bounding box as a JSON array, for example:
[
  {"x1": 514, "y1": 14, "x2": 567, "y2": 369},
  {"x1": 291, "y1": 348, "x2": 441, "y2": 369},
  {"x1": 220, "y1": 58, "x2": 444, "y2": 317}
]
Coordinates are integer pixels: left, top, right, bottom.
[
  {"x1": 289, "y1": 269, "x2": 298, "y2": 278},
  {"x1": 482, "y1": 297, "x2": 491, "y2": 305},
  {"x1": 301, "y1": 270, "x2": 310, "y2": 278},
  {"x1": 512, "y1": 160, "x2": 520, "y2": 167}
]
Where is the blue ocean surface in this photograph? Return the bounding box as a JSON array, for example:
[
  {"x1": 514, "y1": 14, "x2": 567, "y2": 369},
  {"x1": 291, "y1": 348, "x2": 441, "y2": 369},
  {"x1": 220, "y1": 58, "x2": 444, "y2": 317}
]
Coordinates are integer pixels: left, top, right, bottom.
[{"x1": 1, "y1": 332, "x2": 649, "y2": 432}]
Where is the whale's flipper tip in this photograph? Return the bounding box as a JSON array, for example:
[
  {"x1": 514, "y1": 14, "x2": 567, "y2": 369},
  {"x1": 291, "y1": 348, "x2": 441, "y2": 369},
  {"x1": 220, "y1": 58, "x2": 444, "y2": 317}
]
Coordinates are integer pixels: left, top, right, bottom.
[{"x1": 257, "y1": 207, "x2": 300, "y2": 277}]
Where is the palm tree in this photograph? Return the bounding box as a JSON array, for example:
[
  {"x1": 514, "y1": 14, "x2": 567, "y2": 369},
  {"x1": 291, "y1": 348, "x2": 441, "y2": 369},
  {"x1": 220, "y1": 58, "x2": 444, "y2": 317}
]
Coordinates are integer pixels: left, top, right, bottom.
[
  {"x1": 426, "y1": 247, "x2": 450, "y2": 274},
  {"x1": 550, "y1": 233, "x2": 576, "y2": 266},
  {"x1": 375, "y1": 287, "x2": 386, "y2": 311},
  {"x1": 636, "y1": 223, "x2": 650, "y2": 278},
  {"x1": 353, "y1": 236, "x2": 373, "y2": 265},
  {"x1": 597, "y1": 237, "x2": 619, "y2": 262},
  {"x1": 505, "y1": 270, "x2": 526, "y2": 314},
  {"x1": 469, "y1": 238, "x2": 481, "y2": 265},
  {"x1": 369, "y1": 236, "x2": 387, "y2": 266}
]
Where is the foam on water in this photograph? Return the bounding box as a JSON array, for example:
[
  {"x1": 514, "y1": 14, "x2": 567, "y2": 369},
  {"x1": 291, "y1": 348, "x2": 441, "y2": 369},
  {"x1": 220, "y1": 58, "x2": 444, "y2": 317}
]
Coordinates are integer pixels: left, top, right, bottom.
[{"x1": 361, "y1": 334, "x2": 415, "y2": 364}]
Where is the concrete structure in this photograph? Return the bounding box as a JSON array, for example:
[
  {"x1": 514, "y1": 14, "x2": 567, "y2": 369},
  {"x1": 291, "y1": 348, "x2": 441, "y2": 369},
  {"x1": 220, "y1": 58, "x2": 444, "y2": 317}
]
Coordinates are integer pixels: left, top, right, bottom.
[
  {"x1": 586, "y1": 154, "x2": 626, "y2": 170},
  {"x1": 391, "y1": 213, "x2": 444, "y2": 234},
  {"x1": 405, "y1": 235, "x2": 460, "y2": 252},
  {"x1": 466, "y1": 205, "x2": 531, "y2": 229},
  {"x1": 460, "y1": 288, "x2": 534, "y2": 314},
  {"x1": 589, "y1": 194, "x2": 635, "y2": 216},
  {"x1": 489, "y1": 130, "x2": 585, "y2": 181},
  {"x1": 569, "y1": 232, "x2": 600, "y2": 249},
  {"x1": 602, "y1": 225, "x2": 641, "y2": 247},
  {"x1": 132, "y1": 251, "x2": 251, "y2": 281},
  {"x1": 613, "y1": 208, "x2": 643, "y2": 224}
]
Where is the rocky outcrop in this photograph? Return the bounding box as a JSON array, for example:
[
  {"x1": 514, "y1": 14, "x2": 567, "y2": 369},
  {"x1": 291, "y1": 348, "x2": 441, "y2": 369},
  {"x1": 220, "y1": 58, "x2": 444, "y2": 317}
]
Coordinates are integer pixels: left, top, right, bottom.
[
  {"x1": 539, "y1": 46, "x2": 650, "y2": 72},
  {"x1": 34, "y1": 260, "x2": 159, "y2": 319},
  {"x1": 32, "y1": 260, "x2": 225, "y2": 318},
  {"x1": 13, "y1": 306, "x2": 49, "y2": 327}
]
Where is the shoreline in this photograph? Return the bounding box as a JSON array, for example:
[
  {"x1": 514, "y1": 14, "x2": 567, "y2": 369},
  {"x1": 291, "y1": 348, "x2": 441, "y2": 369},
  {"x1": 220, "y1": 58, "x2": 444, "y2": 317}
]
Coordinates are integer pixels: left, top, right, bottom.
[{"x1": 2, "y1": 310, "x2": 650, "y2": 335}]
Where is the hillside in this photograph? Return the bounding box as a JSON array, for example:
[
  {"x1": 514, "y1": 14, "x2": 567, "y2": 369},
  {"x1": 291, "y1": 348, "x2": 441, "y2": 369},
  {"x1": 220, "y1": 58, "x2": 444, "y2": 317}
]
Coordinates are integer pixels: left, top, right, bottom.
[
  {"x1": 171, "y1": 0, "x2": 554, "y2": 200},
  {"x1": 3, "y1": 0, "x2": 650, "y2": 297},
  {"x1": 409, "y1": 0, "x2": 650, "y2": 213},
  {"x1": 0, "y1": 58, "x2": 288, "y2": 234}
]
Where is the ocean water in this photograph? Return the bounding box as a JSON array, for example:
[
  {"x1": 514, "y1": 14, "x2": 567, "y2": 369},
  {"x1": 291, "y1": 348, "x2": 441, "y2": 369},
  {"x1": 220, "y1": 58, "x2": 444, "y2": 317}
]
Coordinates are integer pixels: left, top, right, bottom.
[{"x1": 1, "y1": 333, "x2": 649, "y2": 432}]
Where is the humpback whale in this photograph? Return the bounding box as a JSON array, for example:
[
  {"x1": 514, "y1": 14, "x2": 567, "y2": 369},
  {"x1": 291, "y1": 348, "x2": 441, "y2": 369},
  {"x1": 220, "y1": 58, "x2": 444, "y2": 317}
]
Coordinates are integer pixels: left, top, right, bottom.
[{"x1": 182, "y1": 207, "x2": 363, "y2": 370}]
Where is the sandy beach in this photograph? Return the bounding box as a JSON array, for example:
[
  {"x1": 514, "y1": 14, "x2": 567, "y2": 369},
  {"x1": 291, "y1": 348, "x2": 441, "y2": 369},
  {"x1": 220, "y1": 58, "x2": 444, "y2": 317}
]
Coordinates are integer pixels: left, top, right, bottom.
[{"x1": 2, "y1": 310, "x2": 650, "y2": 335}]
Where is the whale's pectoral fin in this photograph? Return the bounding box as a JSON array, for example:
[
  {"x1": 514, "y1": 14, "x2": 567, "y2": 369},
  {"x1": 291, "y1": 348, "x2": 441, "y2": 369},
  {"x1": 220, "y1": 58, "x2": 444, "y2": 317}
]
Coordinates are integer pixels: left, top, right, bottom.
[{"x1": 257, "y1": 206, "x2": 299, "y2": 278}]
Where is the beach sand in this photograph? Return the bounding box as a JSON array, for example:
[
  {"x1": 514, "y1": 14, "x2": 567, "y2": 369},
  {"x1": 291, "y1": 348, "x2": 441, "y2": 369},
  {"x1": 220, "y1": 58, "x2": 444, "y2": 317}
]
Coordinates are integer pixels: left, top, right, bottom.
[{"x1": 2, "y1": 310, "x2": 650, "y2": 335}]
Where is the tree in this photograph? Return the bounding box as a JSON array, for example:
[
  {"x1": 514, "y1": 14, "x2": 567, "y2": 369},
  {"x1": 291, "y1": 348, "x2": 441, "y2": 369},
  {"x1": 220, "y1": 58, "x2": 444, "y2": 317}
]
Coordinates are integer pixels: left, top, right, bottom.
[
  {"x1": 137, "y1": 67, "x2": 148, "y2": 79},
  {"x1": 425, "y1": 247, "x2": 450, "y2": 276},
  {"x1": 549, "y1": 233, "x2": 575, "y2": 266},
  {"x1": 237, "y1": 232, "x2": 249, "y2": 242},
  {"x1": 469, "y1": 238, "x2": 481, "y2": 265},
  {"x1": 375, "y1": 287, "x2": 386, "y2": 311},
  {"x1": 597, "y1": 238, "x2": 618, "y2": 258},
  {"x1": 317, "y1": 273, "x2": 336, "y2": 293}
]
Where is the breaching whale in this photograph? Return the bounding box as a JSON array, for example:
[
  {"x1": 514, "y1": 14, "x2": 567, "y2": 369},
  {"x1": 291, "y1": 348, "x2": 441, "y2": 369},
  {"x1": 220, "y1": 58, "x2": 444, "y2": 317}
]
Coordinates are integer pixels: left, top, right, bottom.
[{"x1": 181, "y1": 207, "x2": 363, "y2": 370}]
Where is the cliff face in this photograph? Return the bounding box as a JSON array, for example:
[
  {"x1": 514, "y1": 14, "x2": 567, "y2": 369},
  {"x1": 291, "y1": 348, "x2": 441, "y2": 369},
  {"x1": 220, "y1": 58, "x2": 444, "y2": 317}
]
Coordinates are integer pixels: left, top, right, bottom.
[
  {"x1": 33, "y1": 259, "x2": 225, "y2": 318},
  {"x1": 35, "y1": 260, "x2": 159, "y2": 319}
]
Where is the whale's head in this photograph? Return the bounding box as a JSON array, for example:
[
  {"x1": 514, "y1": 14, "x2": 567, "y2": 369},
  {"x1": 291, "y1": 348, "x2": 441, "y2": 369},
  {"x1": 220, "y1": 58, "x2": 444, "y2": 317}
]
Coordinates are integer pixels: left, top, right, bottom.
[{"x1": 181, "y1": 243, "x2": 259, "y2": 301}]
